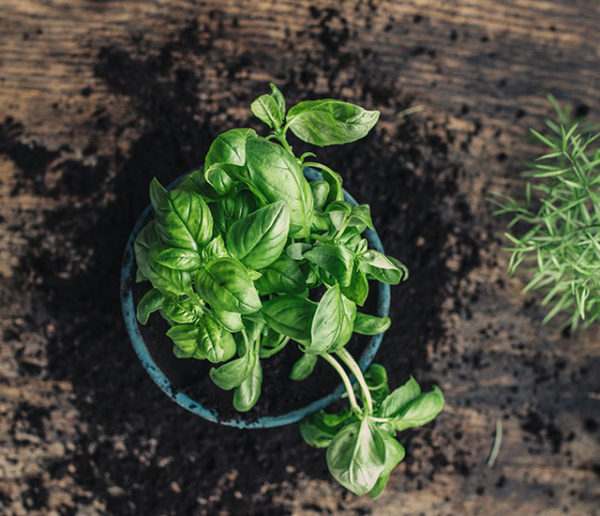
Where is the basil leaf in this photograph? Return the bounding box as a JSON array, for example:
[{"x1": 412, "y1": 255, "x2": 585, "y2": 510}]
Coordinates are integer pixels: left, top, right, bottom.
[
  {"x1": 287, "y1": 242, "x2": 311, "y2": 261},
  {"x1": 172, "y1": 345, "x2": 193, "y2": 359},
  {"x1": 204, "y1": 128, "x2": 257, "y2": 170},
  {"x1": 233, "y1": 358, "x2": 263, "y2": 412},
  {"x1": 300, "y1": 409, "x2": 353, "y2": 448},
  {"x1": 150, "y1": 179, "x2": 213, "y2": 251},
  {"x1": 368, "y1": 434, "x2": 405, "y2": 500},
  {"x1": 261, "y1": 295, "x2": 317, "y2": 341},
  {"x1": 388, "y1": 386, "x2": 445, "y2": 432},
  {"x1": 211, "y1": 190, "x2": 259, "y2": 235},
  {"x1": 304, "y1": 243, "x2": 354, "y2": 287},
  {"x1": 209, "y1": 341, "x2": 257, "y2": 390},
  {"x1": 136, "y1": 288, "x2": 164, "y2": 325},
  {"x1": 379, "y1": 377, "x2": 421, "y2": 419},
  {"x1": 287, "y1": 100, "x2": 379, "y2": 147},
  {"x1": 152, "y1": 247, "x2": 201, "y2": 271},
  {"x1": 136, "y1": 268, "x2": 148, "y2": 283},
  {"x1": 270, "y1": 83, "x2": 286, "y2": 117},
  {"x1": 325, "y1": 200, "x2": 352, "y2": 215},
  {"x1": 245, "y1": 137, "x2": 313, "y2": 238},
  {"x1": 251, "y1": 94, "x2": 283, "y2": 129},
  {"x1": 359, "y1": 251, "x2": 407, "y2": 285},
  {"x1": 197, "y1": 314, "x2": 236, "y2": 363},
  {"x1": 200, "y1": 235, "x2": 229, "y2": 263},
  {"x1": 310, "y1": 180, "x2": 330, "y2": 210},
  {"x1": 178, "y1": 168, "x2": 221, "y2": 200},
  {"x1": 340, "y1": 265, "x2": 369, "y2": 306},
  {"x1": 364, "y1": 364, "x2": 389, "y2": 404},
  {"x1": 311, "y1": 163, "x2": 344, "y2": 203},
  {"x1": 259, "y1": 329, "x2": 289, "y2": 358},
  {"x1": 348, "y1": 205, "x2": 374, "y2": 230},
  {"x1": 212, "y1": 308, "x2": 243, "y2": 333},
  {"x1": 353, "y1": 313, "x2": 391, "y2": 335},
  {"x1": 205, "y1": 165, "x2": 234, "y2": 196},
  {"x1": 290, "y1": 353, "x2": 318, "y2": 381},
  {"x1": 162, "y1": 297, "x2": 201, "y2": 324},
  {"x1": 166, "y1": 325, "x2": 202, "y2": 358},
  {"x1": 326, "y1": 418, "x2": 386, "y2": 496},
  {"x1": 329, "y1": 294, "x2": 357, "y2": 352},
  {"x1": 226, "y1": 201, "x2": 290, "y2": 270},
  {"x1": 195, "y1": 257, "x2": 262, "y2": 314},
  {"x1": 309, "y1": 285, "x2": 354, "y2": 354},
  {"x1": 254, "y1": 255, "x2": 305, "y2": 295}
]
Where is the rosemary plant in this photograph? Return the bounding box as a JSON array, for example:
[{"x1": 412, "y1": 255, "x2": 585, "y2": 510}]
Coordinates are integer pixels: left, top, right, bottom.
[{"x1": 492, "y1": 96, "x2": 600, "y2": 330}]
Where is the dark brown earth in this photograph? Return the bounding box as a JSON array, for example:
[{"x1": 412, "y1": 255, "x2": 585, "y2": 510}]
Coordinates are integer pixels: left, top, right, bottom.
[{"x1": 1, "y1": 1, "x2": 599, "y2": 515}]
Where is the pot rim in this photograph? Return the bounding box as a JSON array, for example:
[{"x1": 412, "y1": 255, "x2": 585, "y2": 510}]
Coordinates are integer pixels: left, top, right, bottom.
[{"x1": 120, "y1": 166, "x2": 391, "y2": 428}]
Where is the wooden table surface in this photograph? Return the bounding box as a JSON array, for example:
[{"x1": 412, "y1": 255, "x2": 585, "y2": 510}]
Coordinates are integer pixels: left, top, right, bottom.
[{"x1": 0, "y1": 1, "x2": 599, "y2": 515}]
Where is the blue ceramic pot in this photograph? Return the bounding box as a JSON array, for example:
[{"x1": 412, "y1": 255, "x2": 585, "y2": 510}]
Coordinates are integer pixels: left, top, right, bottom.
[{"x1": 120, "y1": 167, "x2": 391, "y2": 428}]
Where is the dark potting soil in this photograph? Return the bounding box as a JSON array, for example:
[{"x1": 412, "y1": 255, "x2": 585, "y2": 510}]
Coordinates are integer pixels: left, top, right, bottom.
[{"x1": 132, "y1": 277, "x2": 381, "y2": 422}]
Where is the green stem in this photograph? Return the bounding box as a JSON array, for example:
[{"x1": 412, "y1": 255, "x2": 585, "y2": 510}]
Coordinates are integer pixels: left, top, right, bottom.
[
  {"x1": 321, "y1": 352, "x2": 362, "y2": 417},
  {"x1": 273, "y1": 131, "x2": 294, "y2": 157},
  {"x1": 335, "y1": 348, "x2": 373, "y2": 415}
]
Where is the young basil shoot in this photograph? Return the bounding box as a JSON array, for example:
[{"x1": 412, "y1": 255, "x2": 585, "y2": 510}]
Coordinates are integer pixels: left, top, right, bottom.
[{"x1": 134, "y1": 84, "x2": 444, "y2": 496}]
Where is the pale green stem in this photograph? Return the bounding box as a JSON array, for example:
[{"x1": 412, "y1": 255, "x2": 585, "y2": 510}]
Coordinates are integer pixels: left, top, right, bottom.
[
  {"x1": 321, "y1": 352, "x2": 362, "y2": 416},
  {"x1": 335, "y1": 348, "x2": 374, "y2": 415}
]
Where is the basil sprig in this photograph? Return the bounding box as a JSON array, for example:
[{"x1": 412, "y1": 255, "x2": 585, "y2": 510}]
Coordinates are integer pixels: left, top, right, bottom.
[{"x1": 134, "y1": 84, "x2": 443, "y2": 497}]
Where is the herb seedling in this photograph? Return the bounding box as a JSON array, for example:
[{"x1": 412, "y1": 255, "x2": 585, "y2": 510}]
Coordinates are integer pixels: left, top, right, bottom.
[
  {"x1": 135, "y1": 84, "x2": 444, "y2": 496},
  {"x1": 492, "y1": 96, "x2": 600, "y2": 330}
]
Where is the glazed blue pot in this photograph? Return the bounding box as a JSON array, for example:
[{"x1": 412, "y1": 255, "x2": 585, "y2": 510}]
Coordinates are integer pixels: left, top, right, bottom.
[{"x1": 120, "y1": 167, "x2": 391, "y2": 428}]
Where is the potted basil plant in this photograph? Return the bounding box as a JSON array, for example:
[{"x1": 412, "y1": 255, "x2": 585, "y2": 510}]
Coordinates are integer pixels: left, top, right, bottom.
[{"x1": 123, "y1": 84, "x2": 444, "y2": 497}]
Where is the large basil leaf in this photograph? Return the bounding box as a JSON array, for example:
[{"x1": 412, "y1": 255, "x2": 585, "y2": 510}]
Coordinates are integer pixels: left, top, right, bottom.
[
  {"x1": 290, "y1": 353, "x2": 318, "y2": 381},
  {"x1": 254, "y1": 255, "x2": 305, "y2": 295},
  {"x1": 353, "y1": 313, "x2": 391, "y2": 335},
  {"x1": 379, "y1": 377, "x2": 421, "y2": 419},
  {"x1": 326, "y1": 418, "x2": 387, "y2": 496},
  {"x1": 245, "y1": 137, "x2": 313, "y2": 238},
  {"x1": 388, "y1": 386, "x2": 445, "y2": 432},
  {"x1": 287, "y1": 100, "x2": 379, "y2": 147},
  {"x1": 261, "y1": 295, "x2": 317, "y2": 341},
  {"x1": 368, "y1": 434, "x2": 405, "y2": 500},
  {"x1": 226, "y1": 201, "x2": 290, "y2": 270},
  {"x1": 304, "y1": 243, "x2": 354, "y2": 287},
  {"x1": 195, "y1": 257, "x2": 261, "y2": 314},
  {"x1": 136, "y1": 288, "x2": 164, "y2": 325},
  {"x1": 308, "y1": 285, "x2": 353, "y2": 354},
  {"x1": 204, "y1": 128, "x2": 257, "y2": 170},
  {"x1": 150, "y1": 179, "x2": 213, "y2": 251},
  {"x1": 300, "y1": 409, "x2": 354, "y2": 448},
  {"x1": 233, "y1": 358, "x2": 263, "y2": 412}
]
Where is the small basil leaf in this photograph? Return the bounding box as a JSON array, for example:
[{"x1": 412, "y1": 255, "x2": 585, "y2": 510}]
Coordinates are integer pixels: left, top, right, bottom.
[
  {"x1": 136, "y1": 269, "x2": 148, "y2": 283},
  {"x1": 379, "y1": 377, "x2": 421, "y2": 419},
  {"x1": 195, "y1": 257, "x2": 262, "y2": 314},
  {"x1": 368, "y1": 434, "x2": 405, "y2": 500},
  {"x1": 261, "y1": 295, "x2": 317, "y2": 341},
  {"x1": 326, "y1": 418, "x2": 386, "y2": 496},
  {"x1": 310, "y1": 180, "x2": 330, "y2": 211},
  {"x1": 270, "y1": 83, "x2": 286, "y2": 117},
  {"x1": 205, "y1": 165, "x2": 234, "y2": 196},
  {"x1": 211, "y1": 190, "x2": 258, "y2": 235},
  {"x1": 353, "y1": 313, "x2": 391, "y2": 335},
  {"x1": 153, "y1": 248, "x2": 201, "y2": 271},
  {"x1": 304, "y1": 243, "x2": 354, "y2": 287},
  {"x1": 300, "y1": 409, "x2": 353, "y2": 448},
  {"x1": 233, "y1": 359, "x2": 263, "y2": 412},
  {"x1": 136, "y1": 289, "x2": 165, "y2": 325},
  {"x1": 290, "y1": 353, "x2": 318, "y2": 381},
  {"x1": 209, "y1": 343, "x2": 257, "y2": 390},
  {"x1": 212, "y1": 308, "x2": 243, "y2": 333},
  {"x1": 348, "y1": 205, "x2": 374, "y2": 230},
  {"x1": 178, "y1": 168, "x2": 222, "y2": 200},
  {"x1": 197, "y1": 314, "x2": 237, "y2": 363},
  {"x1": 245, "y1": 137, "x2": 313, "y2": 238},
  {"x1": 329, "y1": 294, "x2": 357, "y2": 352},
  {"x1": 172, "y1": 345, "x2": 193, "y2": 359},
  {"x1": 200, "y1": 235, "x2": 229, "y2": 263},
  {"x1": 259, "y1": 329, "x2": 288, "y2": 358},
  {"x1": 340, "y1": 265, "x2": 369, "y2": 306},
  {"x1": 309, "y1": 285, "x2": 354, "y2": 354},
  {"x1": 254, "y1": 255, "x2": 305, "y2": 295},
  {"x1": 162, "y1": 297, "x2": 200, "y2": 324},
  {"x1": 312, "y1": 164, "x2": 344, "y2": 203},
  {"x1": 204, "y1": 128, "x2": 257, "y2": 170},
  {"x1": 389, "y1": 386, "x2": 445, "y2": 432},
  {"x1": 364, "y1": 364, "x2": 389, "y2": 404},
  {"x1": 311, "y1": 212, "x2": 331, "y2": 232},
  {"x1": 287, "y1": 242, "x2": 311, "y2": 261},
  {"x1": 166, "y1": 325, "x2": 202, "y2": 357},
  {"x1": 325, "y1": 200, "x2": 352, "y2": 215},
  {"x1": 150, "y1": 179, "x2": 213, "y2": 251},
  {"x1": 251, "y1": 94, "x2": 283, "y2": 129},
  {"x1": 226, "y1": 200, "x2": 290, "y2": 270},
  {"x1": 287, "y1": 99, "x2": 380, "y2": 147},
  {"x1": 359, "y1": 251, "x2": 407, "y2": 285}
]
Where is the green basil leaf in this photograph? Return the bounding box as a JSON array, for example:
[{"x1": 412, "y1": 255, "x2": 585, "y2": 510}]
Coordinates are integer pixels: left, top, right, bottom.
[
  {"x1": 166, "y1": 324, "x2": 202, "y2": 357},
  {"x1": 211, "y1": 190, "x2": 258, "y2": 235},
  {"x1": 136, "y1": 288, "x2": 164, "y2": 325},
  {"x1": 205, "y1": 165, "x2": 234, "y2": 196},
  {"x1": 313, "y1": 164, "x2": 344, "y2": 203},
  {"x1": 261, "y1": 295, "x2": 317, "y2": 341},
  {"x1": 311, "y1": 212, "x2": 331, "y2": 232},
  {"x1": 178, "y1": 168, "x2": 221, "y2": 200},
  {"x1": 200, "y1": 235, "x2": 229, "y2": 263},
  {"x1": 254, "y1": 255, "x2": 305, "y2": 295},
  {"x1": 379, "y1": 377, "x2": 421, "y2": 419},
  {"x1": 270, "y1": 83, "x2": 286, "y2": 117},
  {"x1": 368, "y1": 434, "x2": 405, "y2": 499},
  {"x1": 152, "y1": 248, "x2": 201, "y2": 271},
  {"x1": 258, "y1": 329, "x2": 288, "y2": 358},
  {"x1": 204, "y1": 128, "x2": 257, "y2": 170},
  {"x1": 300, "y1": 409, "x2": 353, "y2": 448},
  {"x1": 310, "y1": 180, "x2": 330, "y2": 211},
  {"x1": 304, "y1": 243, "x2": 354, "y2": 287},
  {"x1": 290, "y1": 353, "x2": 318, "y2": 381},
  {"x1": 233, "y1": 358, "x2": 263, "y2": 412},
  {"x1": 162, "y1": 297, "x2": 201, "y2": 324},
  {"x1": 197, "y1": 313, "x2": 236, "y2": 363},
  {"x1": 348, "y1": 205, "x2": 374, "y2": 230},
  {"x1": 353, "y1": 313, "x2": 391, "y2": 335},
  {"x1": 359, "y1": 251, "x2": 407, "y2": 285},
  {"x1": 287, "y1": 242, "x2": 311, "y2": 261},
  {"x1": 150, "y1": 179, "x2": 213, "y2": 251},
  {"x1": 326, "y1": 418, "x2": 386, "y2": 496},
  {"x1": 364, "y1": 364, "x2": 389, "y2": 404},
  {"x1": 340, "y1": 265, "x2": 369, "y2": 306},
  {"x1": 195, "y1": 257, "x2": 262, "y2": 314},
  {"x1": 251, "y1": 94, "x2": 283, "y2": 129},
  {"x1": 329, "y1": 294, "x2": 357, "y2": 352},
  {"x1": 226, "y1": 200, "x2": 290, "y2": 270},
  {"x1": 389, "y1": 386, "x2": 445, "y2": 432},
  {"x1": 136, "y1": 268, "x2": 148, "y2": 283},
  {"x1": 209, "y1": 342, "x2": 257, "y2": 390},
  {"x1": 287, "y1": 99, "x2": 379, "y2": 147},
  {"x1": 172, "y1": 345, "x2": 193, "y2": 359},
  {"x1": 212, "y1": 308, "x2": 243, "y2": 333},
  {"x1": 309, "y1": 284, "x2": 354, "y2": 354},
  {"x1": 325, "y1": 200, "x2": 352, "y2": 215},
  {"x1": 245, "y1": 137, "x2": 313, "y2": 238}
]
